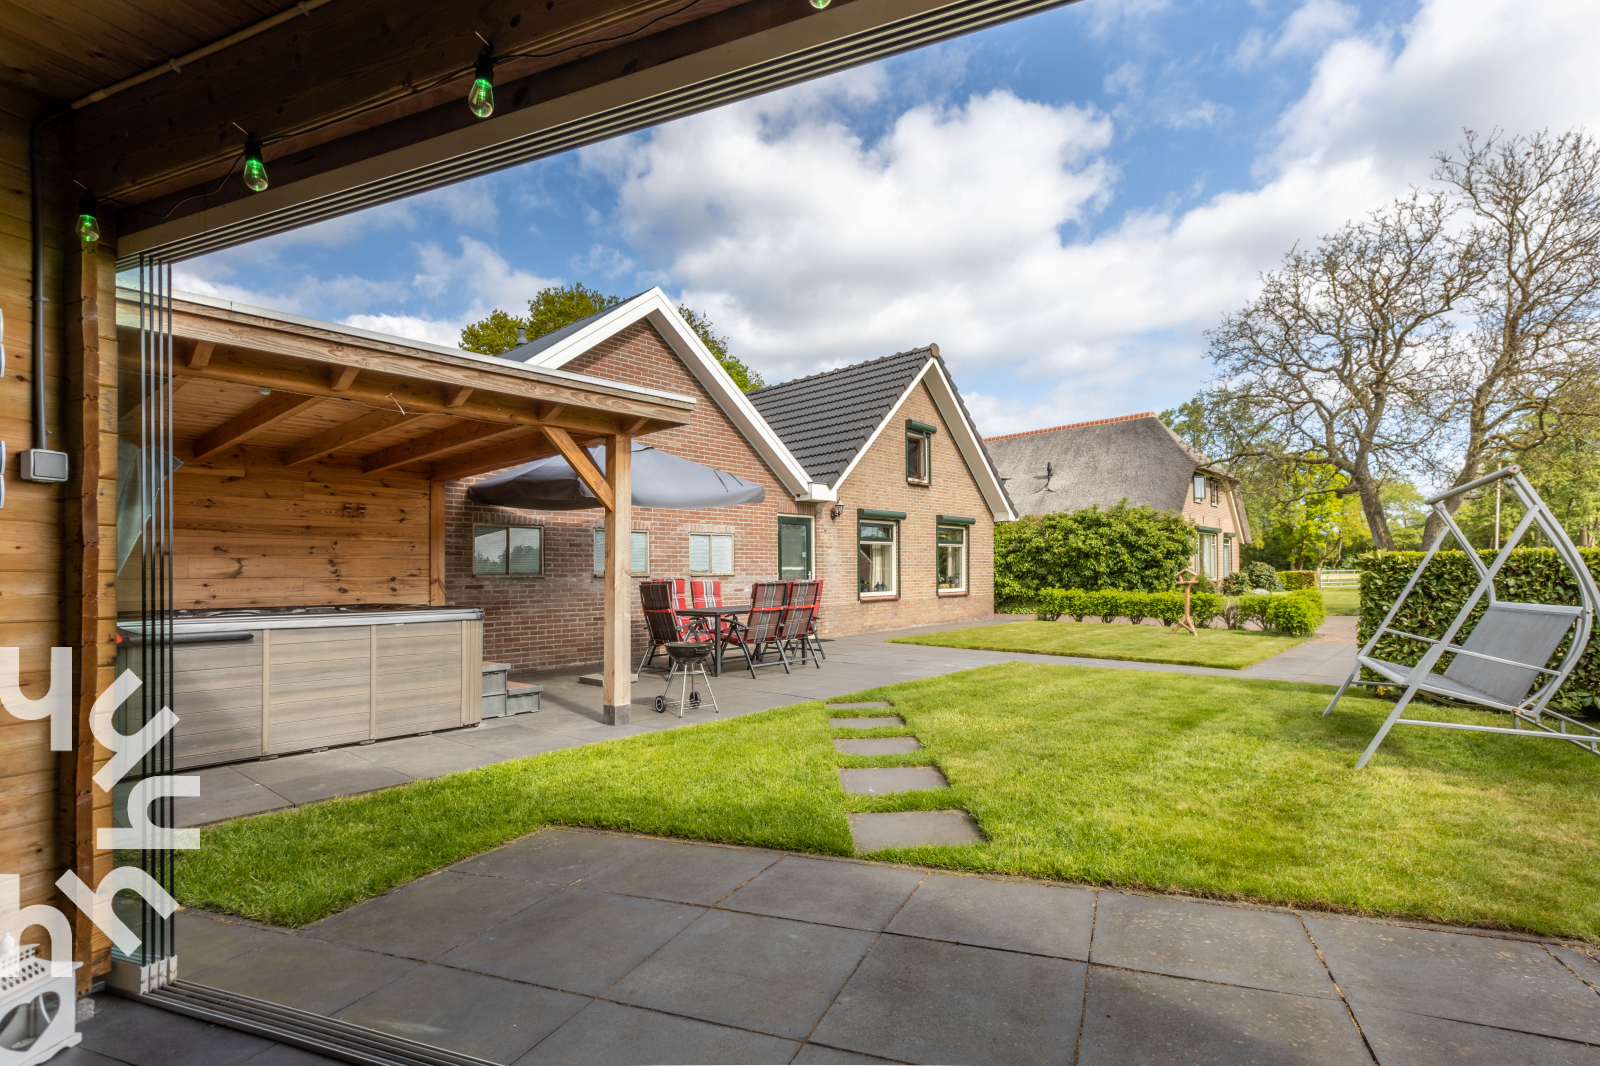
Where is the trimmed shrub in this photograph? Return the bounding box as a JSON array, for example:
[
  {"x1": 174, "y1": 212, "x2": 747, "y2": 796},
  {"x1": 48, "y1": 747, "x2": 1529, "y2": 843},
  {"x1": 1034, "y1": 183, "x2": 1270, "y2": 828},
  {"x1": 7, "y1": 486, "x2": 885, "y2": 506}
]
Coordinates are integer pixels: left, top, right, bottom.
[
  {"x1": 1221, "y1": 602, "x2": 1244, "y2": 630},
  {"x1": 1190, "y1": 592, "x2": 1224, "y2": 628},
  {"x1": 1220, "y1": 571, "x2": 1250, "y2": 596},
  {"x1": 1242, "y1": 561, "x2": 1280, "y2": 592},
  {"x1": 1357, "y1": 547, "x2": 1600, "y2": 715},
  {"x1": 1281, "y1": 570, "x2": 1317, "y2": 591},
  {"x1": 1089, "y1": 590, "x2": 1125, "y2": 623},
  {"x1": 1264, "y1": 589, "x2": 1325, "y2": 636},
  {"x1": 1192, "y1": 571, "x2": 1217, "y2": 594},
  {"x1": 1237, "y1": 593, "x2": 1273, "y2": 630},
  {"x1": 1123, "y1": 591, "x2": 1152, "y2": 625},
  {"x1": 995, "y1": 502, "x2": 1198, "y2": 610},
  {"x1": 1035, "y1": 588, "x2": 1069, "y2": 622},
  {"x1": 1148, "y1": 591, "x2": 1184, "y2": 627}
]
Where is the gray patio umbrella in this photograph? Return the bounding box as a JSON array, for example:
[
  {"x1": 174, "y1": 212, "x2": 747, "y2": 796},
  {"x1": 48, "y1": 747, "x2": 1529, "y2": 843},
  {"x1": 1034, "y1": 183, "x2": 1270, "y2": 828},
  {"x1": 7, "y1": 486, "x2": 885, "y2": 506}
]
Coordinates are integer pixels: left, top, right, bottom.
[{"x1": 466, "y1": 440, "x2": 765, "y2": 510}]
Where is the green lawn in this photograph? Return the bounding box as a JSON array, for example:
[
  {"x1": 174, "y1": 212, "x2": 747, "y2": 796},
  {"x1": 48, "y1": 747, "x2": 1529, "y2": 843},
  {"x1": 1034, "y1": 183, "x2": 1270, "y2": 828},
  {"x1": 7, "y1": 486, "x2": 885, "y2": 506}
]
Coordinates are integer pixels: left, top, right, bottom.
[
  {"x1": 178, "y1": 664, "x2": 1600, "y2": 940},
  {"x1": 888, "y1": 620, "x2": 1303, "y2": 669},
  {"x1": 1321, "y1": 587, "x2": 1360, "y2": 615}
]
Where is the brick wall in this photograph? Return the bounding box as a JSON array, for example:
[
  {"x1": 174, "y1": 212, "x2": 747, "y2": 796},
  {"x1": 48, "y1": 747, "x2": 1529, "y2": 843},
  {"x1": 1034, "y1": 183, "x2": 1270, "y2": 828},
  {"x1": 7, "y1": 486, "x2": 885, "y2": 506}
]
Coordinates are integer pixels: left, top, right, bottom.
[
  {"x1": 817, "y1": 380, "x2": 996, "y2": 633},
  {"x1": 443, "y1": 320, "x2": 806, "y2": 671},
  {"x1": 1178, "y1": 476, "x2": 1245, "y2": 577}
]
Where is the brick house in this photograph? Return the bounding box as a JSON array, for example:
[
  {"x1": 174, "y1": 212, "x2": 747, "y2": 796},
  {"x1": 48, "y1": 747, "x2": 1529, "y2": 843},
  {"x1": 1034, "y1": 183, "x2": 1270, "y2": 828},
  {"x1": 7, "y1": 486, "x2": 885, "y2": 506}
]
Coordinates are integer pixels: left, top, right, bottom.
[
  {"x1": 446, "y1": 293, "x2": 1015, "y2": 669},
  {"x1": 983, "y1": 412, "x2": 1251, "y2": 580},
  {"x1": 748, "y1": 347, "x2": 1017, "y2": 634}
]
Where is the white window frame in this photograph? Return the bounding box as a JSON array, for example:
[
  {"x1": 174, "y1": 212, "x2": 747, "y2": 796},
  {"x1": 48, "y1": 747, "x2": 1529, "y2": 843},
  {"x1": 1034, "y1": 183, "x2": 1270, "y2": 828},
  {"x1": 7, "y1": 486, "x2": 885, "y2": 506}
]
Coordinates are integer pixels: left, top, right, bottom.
[
  {"x1": 858, "y1": 520, "x2": 899, "y2": 599},
  {"x1": 593, "y1": 529, "x2": 650, "y2": 576},
  {"x1": 473, "y1": 523, "x2": 543, "y2": 575},
  {"x1": 1193, "y1": 473, "x2": 1207, "y2": 502},
  {"x1": 936, "y1": 524, "x2": 968, "y2": 595},
  {"x1": 689, "y1": 532, "x2": 735, "y2": 576}
]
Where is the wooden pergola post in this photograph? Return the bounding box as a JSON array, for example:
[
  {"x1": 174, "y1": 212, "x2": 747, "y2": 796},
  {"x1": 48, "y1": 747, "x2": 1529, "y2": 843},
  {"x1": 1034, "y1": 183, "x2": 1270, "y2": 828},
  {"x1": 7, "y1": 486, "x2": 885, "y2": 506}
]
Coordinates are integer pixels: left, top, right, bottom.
[{"x1": 603, "y1": 434, "x2": 633, "y2": 724}]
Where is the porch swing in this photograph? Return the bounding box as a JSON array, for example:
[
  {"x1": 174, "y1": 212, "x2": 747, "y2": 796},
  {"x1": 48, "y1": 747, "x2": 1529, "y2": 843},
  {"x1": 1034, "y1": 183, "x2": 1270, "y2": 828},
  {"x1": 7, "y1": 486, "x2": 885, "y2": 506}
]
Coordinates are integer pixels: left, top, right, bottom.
[{"x1": 1323, "y1": 465, "x2": 1600, "y2": 768}]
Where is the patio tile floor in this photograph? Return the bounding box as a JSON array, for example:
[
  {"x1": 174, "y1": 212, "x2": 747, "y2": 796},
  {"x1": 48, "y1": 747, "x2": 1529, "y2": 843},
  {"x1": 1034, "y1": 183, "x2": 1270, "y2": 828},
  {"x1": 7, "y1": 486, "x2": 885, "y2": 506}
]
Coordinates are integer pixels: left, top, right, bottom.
[
  {"x1": 133, "y1": 827, "x2": 1600, "y2": 1065},
  {"x1": 304, "y1": 869, "x2": 557, "y2": 960},
  {"x1": 846, "y1": 809, "x2": 984, "y2": 851}
]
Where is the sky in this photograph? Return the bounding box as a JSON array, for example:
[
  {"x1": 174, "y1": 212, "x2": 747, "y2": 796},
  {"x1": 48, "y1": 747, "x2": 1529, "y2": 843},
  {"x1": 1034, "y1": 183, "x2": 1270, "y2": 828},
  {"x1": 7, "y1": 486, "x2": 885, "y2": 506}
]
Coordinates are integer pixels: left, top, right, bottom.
[{"x1": 175, "y1": 0, "x2": 1600, "y2": 436}]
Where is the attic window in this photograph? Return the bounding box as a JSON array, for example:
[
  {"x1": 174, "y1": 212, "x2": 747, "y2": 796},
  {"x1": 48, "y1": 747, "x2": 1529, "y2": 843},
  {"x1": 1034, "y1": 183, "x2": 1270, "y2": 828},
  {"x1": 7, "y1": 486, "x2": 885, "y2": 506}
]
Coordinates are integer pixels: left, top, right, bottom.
[
  {"x1": 1193, "y1": 474, "x2": 1207, "y2": 502},
  {"x1": 1210, "y1": 478, "x2": 1220, "y2": 507},
  {"x1": 906, "y1": 419, "x2": 936, "y2": 485}
]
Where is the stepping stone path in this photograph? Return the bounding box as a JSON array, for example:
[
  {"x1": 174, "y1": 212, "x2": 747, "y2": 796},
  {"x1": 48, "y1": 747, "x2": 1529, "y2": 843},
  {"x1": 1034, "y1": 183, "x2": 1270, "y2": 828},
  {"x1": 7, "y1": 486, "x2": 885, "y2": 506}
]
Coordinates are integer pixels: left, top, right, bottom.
[{"x1": 825, "y1": 702, "x2": 984, "y2": 852}]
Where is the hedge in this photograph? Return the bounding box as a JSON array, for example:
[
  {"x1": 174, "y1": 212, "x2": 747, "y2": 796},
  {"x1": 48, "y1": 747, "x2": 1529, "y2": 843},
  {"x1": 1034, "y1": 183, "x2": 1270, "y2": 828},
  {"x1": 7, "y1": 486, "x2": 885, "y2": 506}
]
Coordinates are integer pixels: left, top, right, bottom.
[
  {"x1": 1280, "y1": 570, "x2": 1317, "y2": 591},
  {"x1": 996, "y1": 503, "x2": 1196, "y2": 611},
  {"x1": 1356, "y1": 548, "x2": 1600, "y2": 715},
  {"x1": 1033, "y1": 588, "x2": 1321, "y2": 634}
]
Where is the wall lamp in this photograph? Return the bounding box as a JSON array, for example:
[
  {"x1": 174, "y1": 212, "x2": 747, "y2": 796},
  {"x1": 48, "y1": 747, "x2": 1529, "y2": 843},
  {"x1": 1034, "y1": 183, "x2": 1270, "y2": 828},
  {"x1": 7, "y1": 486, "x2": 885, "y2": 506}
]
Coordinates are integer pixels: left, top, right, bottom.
[{"x1": 829, "y1": 501, "x2": 845, "y2": 520}]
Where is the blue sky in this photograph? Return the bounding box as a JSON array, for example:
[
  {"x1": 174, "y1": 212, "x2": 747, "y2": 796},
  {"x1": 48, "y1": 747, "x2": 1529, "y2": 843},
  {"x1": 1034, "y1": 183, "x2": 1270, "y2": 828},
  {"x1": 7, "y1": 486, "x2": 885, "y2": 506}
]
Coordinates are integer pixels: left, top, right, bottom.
[{"x1": 178, "y1": 0, "x2": 1600, "y2": 434}]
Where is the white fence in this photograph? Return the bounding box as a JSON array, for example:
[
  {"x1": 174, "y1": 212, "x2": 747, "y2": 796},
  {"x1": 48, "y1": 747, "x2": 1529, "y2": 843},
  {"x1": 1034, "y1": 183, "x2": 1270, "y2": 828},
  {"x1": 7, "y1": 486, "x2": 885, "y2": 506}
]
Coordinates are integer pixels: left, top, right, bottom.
[{"x1": 1318, "y1": 569, "x2": 1360, "y2": 589}]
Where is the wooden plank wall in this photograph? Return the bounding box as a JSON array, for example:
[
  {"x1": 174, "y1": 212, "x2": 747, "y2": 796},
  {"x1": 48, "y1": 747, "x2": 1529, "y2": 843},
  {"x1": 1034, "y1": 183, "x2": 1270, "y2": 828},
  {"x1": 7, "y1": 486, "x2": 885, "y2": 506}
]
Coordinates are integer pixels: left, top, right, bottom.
[{"x1": 134, "y1": 446, "x2": 434, "y2": 610}]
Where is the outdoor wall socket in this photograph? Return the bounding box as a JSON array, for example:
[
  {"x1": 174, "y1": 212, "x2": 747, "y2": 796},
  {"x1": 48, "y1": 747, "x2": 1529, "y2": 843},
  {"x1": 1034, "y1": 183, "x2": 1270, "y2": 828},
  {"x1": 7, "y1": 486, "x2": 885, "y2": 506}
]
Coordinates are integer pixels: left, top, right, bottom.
[{"x1": 20, "y1": 448, "x2": 69, "y2": 483}]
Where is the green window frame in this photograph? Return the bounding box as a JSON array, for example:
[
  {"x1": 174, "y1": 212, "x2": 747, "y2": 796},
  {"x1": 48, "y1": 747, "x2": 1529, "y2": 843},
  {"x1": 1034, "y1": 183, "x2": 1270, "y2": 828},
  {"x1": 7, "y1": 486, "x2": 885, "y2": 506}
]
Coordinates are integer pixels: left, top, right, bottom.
[
  {"x1": 858, "y1": 516, "x2": 900, "y2": 599},
  {"x1": 777, "y1": 515, "x2": 812, "y2": 581},
  {"x1": 905, "y1": 419, "x2": 937, "y2": 485},
  {"x1": 936, "y1": 524, "x2": 967, "y2": 593},
  {"x1": 473, "y1": 523, "x2": 543, "y2": 575}
]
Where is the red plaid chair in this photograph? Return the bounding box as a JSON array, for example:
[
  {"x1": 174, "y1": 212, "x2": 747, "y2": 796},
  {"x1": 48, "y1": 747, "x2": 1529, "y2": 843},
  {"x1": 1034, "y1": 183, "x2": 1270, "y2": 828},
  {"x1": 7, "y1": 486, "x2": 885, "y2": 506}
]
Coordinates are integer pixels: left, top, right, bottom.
[
  {"x1": 724, "y1": 580, "x2": 794, "y2": 677},
  {"x1": 690, "y1": 579, "x2": 723, "y2": 608},
  {"x1": 785, "y1": 579, "x2": 824, "y2": 665},
  {"x1": 639, "y1": 580, "x2": 710, "y2": 675},
  {"x1": 669, "y1": 578, "x2": 692, "y2": 612}
]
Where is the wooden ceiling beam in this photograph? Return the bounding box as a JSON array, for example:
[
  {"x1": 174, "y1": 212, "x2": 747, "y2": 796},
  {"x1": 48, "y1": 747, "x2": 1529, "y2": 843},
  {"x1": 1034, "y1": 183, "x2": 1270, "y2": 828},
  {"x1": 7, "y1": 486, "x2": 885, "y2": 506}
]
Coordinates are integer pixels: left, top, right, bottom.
[
  {"x1": 191, "y1": 392, "x2": 325, "y2": 461},
  {"x1": 187, "y1": 341, "x2": 214, "y2": 370},
  {"x1": 428, "y1": 429, "x2": 554, "y2": 483},
  {"x1": 545, "y1": 426, "x2": 615, "y2": 512},
  {"x1": 284, "y1": 409, "x2": 428, "y2": 466},
  {"x1": 330, "y1": 366, "x2": 360, "y2": 391},
  {"x1": 361, "y1": 420, "x2": 528, "y2": 474}
]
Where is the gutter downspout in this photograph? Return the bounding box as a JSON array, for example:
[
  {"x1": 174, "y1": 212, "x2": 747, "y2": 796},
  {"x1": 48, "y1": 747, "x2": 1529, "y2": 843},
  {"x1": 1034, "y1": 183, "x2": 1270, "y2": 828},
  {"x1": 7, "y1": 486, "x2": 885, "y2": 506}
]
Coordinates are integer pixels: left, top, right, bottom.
[{"x1": 30, "y1": 105, "x2": 71, "y2": 454}]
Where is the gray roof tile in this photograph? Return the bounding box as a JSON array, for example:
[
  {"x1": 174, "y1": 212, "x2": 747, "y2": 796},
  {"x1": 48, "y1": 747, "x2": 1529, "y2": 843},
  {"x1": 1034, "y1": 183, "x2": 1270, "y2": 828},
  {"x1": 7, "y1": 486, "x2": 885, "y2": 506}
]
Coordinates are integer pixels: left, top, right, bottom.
[{"x1": 747, "y1": 348, "x2": 932, "y2": 486}]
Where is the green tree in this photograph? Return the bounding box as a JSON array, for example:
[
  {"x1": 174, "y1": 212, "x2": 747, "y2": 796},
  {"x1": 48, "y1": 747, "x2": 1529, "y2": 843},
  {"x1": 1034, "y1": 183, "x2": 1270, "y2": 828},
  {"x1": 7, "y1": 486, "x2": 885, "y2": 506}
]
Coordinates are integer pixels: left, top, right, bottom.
[{"x1": 459, "y1": 283, "x2": 765, "y2": 392}]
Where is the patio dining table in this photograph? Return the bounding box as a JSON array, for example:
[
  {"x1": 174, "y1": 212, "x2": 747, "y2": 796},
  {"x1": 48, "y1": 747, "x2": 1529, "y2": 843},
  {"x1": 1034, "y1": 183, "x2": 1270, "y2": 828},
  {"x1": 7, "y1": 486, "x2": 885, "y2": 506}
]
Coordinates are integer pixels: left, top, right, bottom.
[{"x1": 677, "y1": 606, "x2": 748, "y2": 677}]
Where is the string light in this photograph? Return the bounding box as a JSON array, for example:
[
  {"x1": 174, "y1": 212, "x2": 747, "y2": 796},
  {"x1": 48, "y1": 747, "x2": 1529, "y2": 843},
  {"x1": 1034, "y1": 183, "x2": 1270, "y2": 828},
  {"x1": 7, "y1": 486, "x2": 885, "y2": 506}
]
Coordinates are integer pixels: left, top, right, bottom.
[
  {"x1": 75, "y1": 191, "x2": 99, "y2": 245},
  {"x1": 469, "y1": 44, "x2": 496, "y2": 118},
  {"x1": 810, "y1": 0, "x2": 830, "y2": 8},
  {"x1": 242, "y1": 137, "x2": 269, "y2": 192}
]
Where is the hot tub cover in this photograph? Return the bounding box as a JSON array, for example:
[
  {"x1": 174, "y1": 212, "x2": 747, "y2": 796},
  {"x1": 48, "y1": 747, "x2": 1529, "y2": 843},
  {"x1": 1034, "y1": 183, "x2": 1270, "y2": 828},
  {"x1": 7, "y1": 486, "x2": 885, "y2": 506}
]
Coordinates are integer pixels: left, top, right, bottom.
[{"x1": 466, "y1": 440, "x2": 765, "y2": 511}]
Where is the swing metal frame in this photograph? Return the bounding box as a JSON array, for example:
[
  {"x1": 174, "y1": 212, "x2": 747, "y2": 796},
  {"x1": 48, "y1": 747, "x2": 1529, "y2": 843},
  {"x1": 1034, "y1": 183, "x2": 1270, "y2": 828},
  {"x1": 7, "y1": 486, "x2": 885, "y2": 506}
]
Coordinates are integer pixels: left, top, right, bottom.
[{"x1": 1323, "y1": 465, "x2": 1600, "y2": 768}]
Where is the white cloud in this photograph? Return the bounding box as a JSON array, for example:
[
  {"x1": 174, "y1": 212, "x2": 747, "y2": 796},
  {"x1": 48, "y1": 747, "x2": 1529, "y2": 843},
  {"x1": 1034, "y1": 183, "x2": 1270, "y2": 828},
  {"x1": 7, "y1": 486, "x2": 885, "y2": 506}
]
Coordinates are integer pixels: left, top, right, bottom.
[
  {"x1": 341, "y1": 313, "x2": 465, "y2": 347},
  {"x1": 579, "y1": 0, "x2": 1600, "y2": 432},
  {"x1": 573, "y1": 244, "x2": 637, "y2": 280}
]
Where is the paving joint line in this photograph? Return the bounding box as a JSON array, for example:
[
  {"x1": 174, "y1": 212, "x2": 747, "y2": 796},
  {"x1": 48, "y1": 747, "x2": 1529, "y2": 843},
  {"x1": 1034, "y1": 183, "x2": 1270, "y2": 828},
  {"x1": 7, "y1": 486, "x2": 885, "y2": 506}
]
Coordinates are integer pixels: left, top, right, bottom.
[
  {"x1": 1297, "y1": 911, "x2": 1380, "y2": 1063},
  {"x1": 1071, "y1": 889, "x2": 1098, "y2": 1066}
]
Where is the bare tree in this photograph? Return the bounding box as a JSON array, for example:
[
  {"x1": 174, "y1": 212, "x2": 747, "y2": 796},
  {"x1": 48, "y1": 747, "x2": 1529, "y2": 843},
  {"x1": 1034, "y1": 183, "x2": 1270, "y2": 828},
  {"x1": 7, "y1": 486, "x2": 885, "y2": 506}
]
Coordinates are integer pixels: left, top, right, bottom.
[
  {"x1": 1206, "y1": 192, "x2": 1481, "y2": 548},
  {"x1": 1424, "y1": 129, "x2": 1600, "y2": 543}
]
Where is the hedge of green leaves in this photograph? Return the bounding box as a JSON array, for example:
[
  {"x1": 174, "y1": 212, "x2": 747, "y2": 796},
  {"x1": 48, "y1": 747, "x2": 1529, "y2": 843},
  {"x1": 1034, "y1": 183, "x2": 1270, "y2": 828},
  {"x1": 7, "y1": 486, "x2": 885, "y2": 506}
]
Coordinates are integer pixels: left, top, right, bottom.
[
  {"x1": 1356, "y1": 548, "x2": 1600, "y2": 715},
  {"x1": 995, "y1": 503, "x2": 1196, "y2": 612},
  {"x1": 1034, "y1": 587, "x2": 1325, "y2": 636},
  {"x1": 1280, "y1": 570, "x2": 1317, "y2": 591}
]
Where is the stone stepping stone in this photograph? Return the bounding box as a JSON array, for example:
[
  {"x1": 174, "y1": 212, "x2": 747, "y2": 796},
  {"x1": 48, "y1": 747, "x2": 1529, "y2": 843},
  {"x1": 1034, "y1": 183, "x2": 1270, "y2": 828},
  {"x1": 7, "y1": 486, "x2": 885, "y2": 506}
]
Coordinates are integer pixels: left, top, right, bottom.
[
  {"x1": 834, "y1": 737, "x2": 923, "y2": 755},
  {"x1": 849, "y1": 810, "x2": 984, "y2": 852},
  {"x1": 838, "y1": 766, "x2": 948, "y2": 794},
  {"x1": 830, "y1": 716, "x2": 905, "y2": 730},
  {"x1": 827, "y1": 701, "x2": 892, "y2": 710}
]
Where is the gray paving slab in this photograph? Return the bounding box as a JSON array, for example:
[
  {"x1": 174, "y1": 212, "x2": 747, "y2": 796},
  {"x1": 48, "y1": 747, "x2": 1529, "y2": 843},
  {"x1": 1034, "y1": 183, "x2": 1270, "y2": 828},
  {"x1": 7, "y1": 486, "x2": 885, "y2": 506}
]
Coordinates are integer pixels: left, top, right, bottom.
[
  {"x1": 837, "y1": 765, "x2": 948, "y2": 794},
  {"x1": 1091, "y1": 892, "x2": 1336, "y2": 997},
  {"x1": 611, "y1": 909, "x2": 877, "y2": 1040},
  {"x1": 349, "y1": 736, "x2": 503, "y2": 778},
  {"x1": 825, "y1": 701, "x2": 893, "y2": 709},
  {"x1": 829, "y1": 716, "x2": 905, "y2": 729},
  {"x1": 239, "y1": 1046, "x2": 349, "y2": 1065},
  {"x1": 449, "y1": 729, "x2": 588, "y2": 759},
  {"x1": 232, "y1": 749, "x2": 411, "y2": 805},
  {"x1": 437, "y1": 886, "x2": 702, "y2": 995},
  {"x1": 720, "y1": 855, "x2": 924, "y2": 930},
  {"x1": 451, "y1": 828, "x2": 655, "y2": 885},
  {"x1": 333, "y1": 962, "x2": 588, "y2": 1063},
  {"x1": 833, "y1": 736, "x2": 922, "y2": 754},
  {"x1": 848, "y1": 810, "x2": 984, "y2": 851},
  {"x1": 791, "y1": 1045, "x2": 899, "y2": 1064},
  {"x1": 886, "y1": 872, "x2": 1095, "y2": 959},
  {"x1": 1353, "y1": 1004, "x2": 1600, "y2": 1065},
  {"x1": 1552, "y1": 943, "x2": 1600, "y2": 985},
  {"x1": 305, "y1": 870, "x2": 557, "y2": 960},
  {"x1": 192, "y1": 935, "x2": 419, "y2": 1015},
  {"x1": 576, "y1": 840, "x2": 780, "y2": 905},
  {"x1": 72, "y1": 994, "x2": 278, "y2": 1066},
  {"x1": 176, "y1": 765, "x2": 291, "y2": 827},
  {"x1": 811, "y1": 933, "x2": 1088, "y2": 1066},
  {"x1": 1078, "y1": 966, "x2": 1371, "y2": 1066},
  {"x1": 1306, "y1": 916, "x2": 1600, "y2": 1044},
  {"x1": 514, "y1": 999, "x2": 800, "y2": 1065},
  {"x1": 175, "y1": 910, "x2": 292, "y2": 979}
]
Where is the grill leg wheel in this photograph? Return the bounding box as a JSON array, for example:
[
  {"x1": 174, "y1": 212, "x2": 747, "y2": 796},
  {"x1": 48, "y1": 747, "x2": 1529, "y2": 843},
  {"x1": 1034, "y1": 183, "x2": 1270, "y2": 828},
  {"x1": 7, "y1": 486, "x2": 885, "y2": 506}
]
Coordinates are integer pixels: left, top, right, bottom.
[{"x1": 654, "y1": 695, "x2": 666, "y2": 714}]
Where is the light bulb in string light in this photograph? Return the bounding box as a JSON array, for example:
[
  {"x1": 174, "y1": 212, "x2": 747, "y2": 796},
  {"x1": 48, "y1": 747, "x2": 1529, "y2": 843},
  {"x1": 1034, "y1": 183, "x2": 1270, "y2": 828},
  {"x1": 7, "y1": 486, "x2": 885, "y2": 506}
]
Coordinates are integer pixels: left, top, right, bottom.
[
  {"x1": 469, "y1": 46, "x2": 496, "y2": 118},
  {"x1": 242, "y1": 137, "x2": 269, "y2": 193},
  {"x1": 76, "y1": 191, "x2": 100, "y2": 245},
  {"x1": 809, "y1": 0, "x2": 830, "y2": 8}
]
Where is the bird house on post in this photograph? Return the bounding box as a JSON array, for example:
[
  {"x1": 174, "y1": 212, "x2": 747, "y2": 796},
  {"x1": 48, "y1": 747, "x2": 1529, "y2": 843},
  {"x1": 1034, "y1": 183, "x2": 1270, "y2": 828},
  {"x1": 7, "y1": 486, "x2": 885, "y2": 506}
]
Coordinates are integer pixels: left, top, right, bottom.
[{"x1": 1175, "y1": 567, "x2": 1199, "y2": 637}]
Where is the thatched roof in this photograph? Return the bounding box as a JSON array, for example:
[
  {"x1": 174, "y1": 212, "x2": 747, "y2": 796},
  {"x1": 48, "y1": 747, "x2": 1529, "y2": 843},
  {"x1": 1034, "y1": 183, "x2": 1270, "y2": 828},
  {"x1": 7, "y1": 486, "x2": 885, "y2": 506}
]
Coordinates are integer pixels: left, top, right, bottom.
[{"x1": 984, "y1": 413, "x2": 1249, "y2": 539}]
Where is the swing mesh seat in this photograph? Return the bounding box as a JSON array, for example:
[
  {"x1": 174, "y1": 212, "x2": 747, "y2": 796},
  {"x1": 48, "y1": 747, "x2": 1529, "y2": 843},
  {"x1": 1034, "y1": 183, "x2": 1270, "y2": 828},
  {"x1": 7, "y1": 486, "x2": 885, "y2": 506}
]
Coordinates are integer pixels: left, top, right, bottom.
[{"x1": 1361, "y1": 602, "x2": 1584, "y2": 711}]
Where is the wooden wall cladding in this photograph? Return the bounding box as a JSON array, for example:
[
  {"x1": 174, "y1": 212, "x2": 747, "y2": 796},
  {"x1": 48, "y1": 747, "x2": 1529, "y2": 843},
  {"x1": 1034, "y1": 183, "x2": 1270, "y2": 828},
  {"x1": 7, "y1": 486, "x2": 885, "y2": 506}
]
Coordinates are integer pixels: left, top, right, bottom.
[{"x1": 124, "y1": 445, "x2": 434, "y2": 611}]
